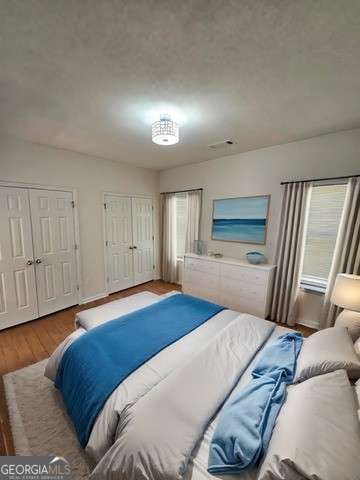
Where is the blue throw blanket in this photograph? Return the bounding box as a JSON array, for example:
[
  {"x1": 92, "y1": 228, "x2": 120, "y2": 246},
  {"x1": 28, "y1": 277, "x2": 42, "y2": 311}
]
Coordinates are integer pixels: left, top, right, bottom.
[
  {"x1": 55, "y1": 293, "x2": 225, "y2": 447},
  {"x1": 208, "y1": 332, "x2": 303, "y2": 474}
]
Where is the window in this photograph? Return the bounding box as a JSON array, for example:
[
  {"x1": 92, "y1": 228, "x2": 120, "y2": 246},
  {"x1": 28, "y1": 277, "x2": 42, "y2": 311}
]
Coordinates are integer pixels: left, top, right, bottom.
[
  {"x1": 175, "y1": 193, "x2": 188, "y2": 258},
  {"x1": 301, "y1": 183, "x2": 347, "y2": 293}
]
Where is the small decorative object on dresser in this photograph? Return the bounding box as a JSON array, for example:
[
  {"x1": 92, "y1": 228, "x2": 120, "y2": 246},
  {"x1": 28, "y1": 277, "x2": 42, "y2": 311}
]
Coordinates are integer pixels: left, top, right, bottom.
[
  {"x1": 183, "y1": 253, "x2": 276, "y2": 318},
  {"x1": 194, "y1": 240, "x2": 207, "y2": 256},
  {"x1": 332, "y1": 274, "x2": 360, "y2": 342},
  {"x1": 209, "y1": 251, "x2": 223, "y2": 258},
  {"x1": 246, "y1": 251, "x2": 267, "y2": 265}
]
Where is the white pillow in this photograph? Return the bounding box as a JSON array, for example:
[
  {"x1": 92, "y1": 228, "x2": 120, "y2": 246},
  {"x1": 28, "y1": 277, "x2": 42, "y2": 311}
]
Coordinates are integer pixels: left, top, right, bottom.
[
  {"x1": 258, "y1": 370, "x2": 360, "y2": 480},
  {"x1": 334, "y1": 311, "x2": 360, "y2": 342},
  {"x1": 355, "y1": 336, "x2": 360, "y2": 356},
  {"x1": 294, "y1": 327, "x2": 360, "y2": 382},
  {"x1": 356, "y1": 378, "x2": 360, "y2": 422}
]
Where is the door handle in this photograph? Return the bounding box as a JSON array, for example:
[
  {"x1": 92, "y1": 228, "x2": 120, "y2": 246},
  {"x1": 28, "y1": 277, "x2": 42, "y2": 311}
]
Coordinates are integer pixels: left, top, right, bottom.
[
  {"x1": 35, "y1": 258, "x2": 42, "y2": 264},
  {"x1": 129, "y1": 246, "x2": 133, "y2": 250},
  {"x1": 133, "y1": 246, "x2": 137, "y2": 249},
  {"x1": 26, "y1": 260, "x2": 34, "y2": 265}
]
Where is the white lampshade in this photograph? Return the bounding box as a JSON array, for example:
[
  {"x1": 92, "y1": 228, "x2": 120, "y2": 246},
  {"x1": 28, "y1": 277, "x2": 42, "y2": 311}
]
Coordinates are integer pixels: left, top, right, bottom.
[{"x1": 331, "y1": 274, "x2": 360, "y2": 312}]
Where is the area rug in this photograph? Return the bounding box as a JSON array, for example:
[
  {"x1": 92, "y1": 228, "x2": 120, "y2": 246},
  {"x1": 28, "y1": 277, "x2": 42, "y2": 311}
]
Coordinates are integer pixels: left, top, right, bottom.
[{"x1": 3, "y1": 360, "x2": 91, "y2": 479}]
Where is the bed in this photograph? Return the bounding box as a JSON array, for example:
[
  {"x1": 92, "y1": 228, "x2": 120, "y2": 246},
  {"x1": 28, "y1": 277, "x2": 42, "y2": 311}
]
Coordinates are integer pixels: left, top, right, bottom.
[{"x1": 45, "y1": 291, "x2": 360, "y2": 480}]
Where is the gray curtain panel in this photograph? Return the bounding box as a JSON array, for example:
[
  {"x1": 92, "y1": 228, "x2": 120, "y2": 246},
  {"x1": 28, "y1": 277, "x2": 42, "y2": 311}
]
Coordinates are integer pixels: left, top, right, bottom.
[
  {"x1": 321, "y1": 177, "x2": 360, "y2": 328},
  {"x1": 161, "y1": 193, "x2": 178, "y2": 283},
  {"x1": 271, "y1": 181, "x2": 312, "y2": 326},
  {"x1": 185, "y1": 190, "x2": 202, "y2": 254}
]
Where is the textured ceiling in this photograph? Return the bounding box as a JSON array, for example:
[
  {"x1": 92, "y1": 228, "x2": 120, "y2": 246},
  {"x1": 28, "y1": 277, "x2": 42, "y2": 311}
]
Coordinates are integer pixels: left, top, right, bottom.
[{"x1": 0, "y1": 0, "x2": 359, "y2": 170}]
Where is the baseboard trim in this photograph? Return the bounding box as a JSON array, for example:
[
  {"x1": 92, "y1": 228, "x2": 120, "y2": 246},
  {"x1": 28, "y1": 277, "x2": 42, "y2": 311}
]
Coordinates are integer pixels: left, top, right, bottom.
[
  {"x1": 297, "y1": 320, "x2": 319, "y2": 330},
  {"x1": 80, "y1": 292, "x2": 109, "y2": 305}
]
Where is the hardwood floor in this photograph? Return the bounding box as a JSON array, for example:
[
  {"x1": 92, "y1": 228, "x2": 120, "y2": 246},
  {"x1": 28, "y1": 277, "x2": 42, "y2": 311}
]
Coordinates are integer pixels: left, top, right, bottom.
[{"x1": 0, "y1": 280, "x2": 314, "y2": 455}]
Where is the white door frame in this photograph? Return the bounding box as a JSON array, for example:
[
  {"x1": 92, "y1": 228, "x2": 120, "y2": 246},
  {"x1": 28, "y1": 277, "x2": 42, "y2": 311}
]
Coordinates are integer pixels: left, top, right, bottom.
[
  {"x1": 102, "y1": 192, "x2": 155, "y2": 295},
  {"x1": 0, "y1": 180, "x2": 82, "y2": 304}
]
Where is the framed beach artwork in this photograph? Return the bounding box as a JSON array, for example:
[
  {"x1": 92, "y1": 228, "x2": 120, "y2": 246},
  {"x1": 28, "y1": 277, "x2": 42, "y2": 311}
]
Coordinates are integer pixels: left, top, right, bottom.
[{"x1": 211, "y1": 195, "x2": 270, "y2": 244}]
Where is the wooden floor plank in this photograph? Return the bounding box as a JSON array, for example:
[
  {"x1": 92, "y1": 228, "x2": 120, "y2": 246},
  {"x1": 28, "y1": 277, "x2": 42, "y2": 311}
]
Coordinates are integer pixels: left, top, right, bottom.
[
  {"x1": 7, "y1": 328, "x2": 35, "y2": 370},
  {"x1": 0, "y1": 344, "x2": 9, "y2": 376},
  {"x1": 1, "y1": 331, "x2": 21, "y2": 371},
  {"x1": 21, "y1": 324, "x2": 48, "y2": 363},
  {"x1": 30, "y1": 318, "x2": 61, "y2": 356},
  {"x1": 0, "y1": 377, "x2": 13, "y2": 455}
]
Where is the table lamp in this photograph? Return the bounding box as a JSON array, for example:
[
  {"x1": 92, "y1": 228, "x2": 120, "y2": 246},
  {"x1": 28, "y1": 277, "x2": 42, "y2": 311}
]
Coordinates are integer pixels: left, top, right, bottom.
[{"x1": 331, "y1": 273, "x2": 360, "y2": 341}]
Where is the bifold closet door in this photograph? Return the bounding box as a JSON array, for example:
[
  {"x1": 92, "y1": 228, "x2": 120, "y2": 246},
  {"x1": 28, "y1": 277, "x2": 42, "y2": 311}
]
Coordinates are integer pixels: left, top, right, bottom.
[
  {"x1": 105, "y1": 195, "x2": 154, "y2": 293},
  {"x1": 0, "y1": 187, "x2": 38, "y2": 329},
  {"x1": 105, "y1": 195, "x2": 134, "y2": 293},
  {"x1": 132, "y1": 197, "x2": 154, "y2": 285},
  {"x1": 29, "y1": 189, "x2": 78, "y2": 317}
]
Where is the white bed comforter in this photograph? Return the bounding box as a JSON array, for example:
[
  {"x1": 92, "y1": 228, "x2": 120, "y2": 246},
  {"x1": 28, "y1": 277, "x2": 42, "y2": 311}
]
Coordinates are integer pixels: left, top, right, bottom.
[{"x1": 90, "y1": 314, "x2": 275, "y2": 480}]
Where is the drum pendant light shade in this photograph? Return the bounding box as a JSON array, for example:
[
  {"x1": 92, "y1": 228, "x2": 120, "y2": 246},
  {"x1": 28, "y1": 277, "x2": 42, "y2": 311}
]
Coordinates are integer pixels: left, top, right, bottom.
[{"x1": 152, "y1": 115, "x2": 179, "y2": 145}]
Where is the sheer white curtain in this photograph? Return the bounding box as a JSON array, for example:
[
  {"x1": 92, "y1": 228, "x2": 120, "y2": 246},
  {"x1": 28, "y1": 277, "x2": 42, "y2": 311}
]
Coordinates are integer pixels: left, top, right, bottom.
[
  {"x1": 271, "y1": 181, "x2": 312, "y2": 326},
  {"x1": 161, "y1": 189, "x2": 202, "y2": 283},
  {"x1": 185, "y1": 190, "x2": 202, "y2": 254},
  {"x1": 161, "y1": 193, "x2": 178, "y2": 283},
  {"x1": 321, "y1": 177, "x2": 360, "y2": 328}
]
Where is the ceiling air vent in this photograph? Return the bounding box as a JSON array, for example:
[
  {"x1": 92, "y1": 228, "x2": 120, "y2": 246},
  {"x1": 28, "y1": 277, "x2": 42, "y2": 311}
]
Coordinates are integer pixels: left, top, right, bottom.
[{"x1": 208, "y1": 139, "x2": 237, "y2": 150}]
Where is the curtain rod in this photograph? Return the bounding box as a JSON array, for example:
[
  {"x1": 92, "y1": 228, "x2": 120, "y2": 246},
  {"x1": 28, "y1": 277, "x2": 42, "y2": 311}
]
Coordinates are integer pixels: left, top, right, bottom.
[
  {"x1": 160, "y1": 188, "x2": 203, "y2": 195},
  {"x1": 280, "y1": 174, "x2": 360, "y2": 186}
]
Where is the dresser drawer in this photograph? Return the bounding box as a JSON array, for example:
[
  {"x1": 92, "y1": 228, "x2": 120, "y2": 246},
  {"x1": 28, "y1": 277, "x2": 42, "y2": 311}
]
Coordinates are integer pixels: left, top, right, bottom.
[
  {"x1": 220, "y1": 277, "x2": 266, "y2": 302},
  {"x1": 220, "y1": 292, "x2": 266, "y2": 318},
  {"x1": 220, "y1": 263, "x2": 268, "y2": 286},
  {"x1": 184, "y1": 257, "x2": 220, "y2": 276},
  {"x1": 239, "y1": 300, "x2": 266, "y2": 318},
  {"x1": 183, "y1": 268, "x2": 219, "y2": 291},
  {"x1": 183, "y1": 284, "x2": 220, "y2": 305}
]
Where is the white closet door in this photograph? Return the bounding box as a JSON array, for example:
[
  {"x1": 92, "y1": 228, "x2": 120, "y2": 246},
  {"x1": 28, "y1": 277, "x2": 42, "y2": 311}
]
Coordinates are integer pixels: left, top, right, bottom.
[
  {"x1": 105, "y1": 195, "x2": 134, "y2": 293},
  {"x1": 29, "y1": 189, "x2": 78, "y2": 316},
  {"x1": 132, "y1": 197, "x2": 154, "y2": 285},
  {"x1": 0, "y1": 187, "x2": 38, "y2": 329}
]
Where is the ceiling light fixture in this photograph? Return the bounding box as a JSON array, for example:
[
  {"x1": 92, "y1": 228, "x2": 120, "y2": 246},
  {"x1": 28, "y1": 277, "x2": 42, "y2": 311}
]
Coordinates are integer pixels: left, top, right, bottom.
[{"x1": 152, "y1": 114, "x2": 179, "y2": 146}]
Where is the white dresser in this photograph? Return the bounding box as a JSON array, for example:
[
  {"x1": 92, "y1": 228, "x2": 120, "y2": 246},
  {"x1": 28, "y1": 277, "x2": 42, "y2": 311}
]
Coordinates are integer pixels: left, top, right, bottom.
[{"x1": 183, "y1": 254, "x2": 276, "y2": 318}]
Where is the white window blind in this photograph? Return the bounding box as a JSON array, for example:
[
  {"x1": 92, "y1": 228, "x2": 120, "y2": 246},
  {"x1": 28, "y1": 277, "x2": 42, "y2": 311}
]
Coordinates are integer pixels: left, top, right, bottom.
[
  {"x1": 301, "y1": 183, "x2": 347, "y2": 289},
  {"x1": 175, "y1": 193, "x2": 188, "y2": 258}
]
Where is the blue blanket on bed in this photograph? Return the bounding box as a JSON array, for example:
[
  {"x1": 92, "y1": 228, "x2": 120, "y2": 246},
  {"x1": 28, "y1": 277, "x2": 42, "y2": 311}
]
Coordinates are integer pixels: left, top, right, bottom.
[
  {"x1": 55, "y1": 293, "x2": 225, "y2": 447},
  {"x1": 208, "y1": 332, "x2": 303, "y2": 475}
]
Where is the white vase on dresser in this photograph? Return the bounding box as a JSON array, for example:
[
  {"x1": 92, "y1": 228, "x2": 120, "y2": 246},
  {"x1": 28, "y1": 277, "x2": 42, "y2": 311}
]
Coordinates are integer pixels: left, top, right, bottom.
[{"x1": 183, "y1": 254, "x2": 276, "y2": 318}]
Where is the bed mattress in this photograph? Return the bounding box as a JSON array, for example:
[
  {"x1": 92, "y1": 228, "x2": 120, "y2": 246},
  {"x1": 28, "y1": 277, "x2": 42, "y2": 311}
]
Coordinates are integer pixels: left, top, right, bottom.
[{"x1": 75, "y1": 291, "x2": 177, "y2": 330}]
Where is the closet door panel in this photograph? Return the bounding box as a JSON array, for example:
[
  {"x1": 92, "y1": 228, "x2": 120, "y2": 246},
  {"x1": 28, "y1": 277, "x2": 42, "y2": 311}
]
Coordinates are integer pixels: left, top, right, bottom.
[
  {"x1": 0, "y1": 187, "x2": 37, "y2": 329},
  {"x1": 30, "y1": 189, "x2": 78, "y2": 316},
  {"x1": 105, "y1": 195, "x2": 134, "y2": 293},
  {"x1": 132, "y1": 197, "x2": 154, "y2": 285}
]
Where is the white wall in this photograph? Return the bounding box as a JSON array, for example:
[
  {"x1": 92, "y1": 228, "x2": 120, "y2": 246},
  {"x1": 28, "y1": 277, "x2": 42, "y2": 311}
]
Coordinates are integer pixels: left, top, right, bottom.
[
  {"x1": 160, "y1": 128, "x2": 360, "y2": 327},
  {"x1": 0, "y1": 134, "x2": 160, "y2": 302}
]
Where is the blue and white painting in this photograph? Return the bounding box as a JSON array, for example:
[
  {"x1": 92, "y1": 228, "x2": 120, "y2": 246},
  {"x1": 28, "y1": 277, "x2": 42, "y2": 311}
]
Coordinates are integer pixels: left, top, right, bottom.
[{"x1": 212, "y1": 196, "x2": 269, "y2": 244}]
